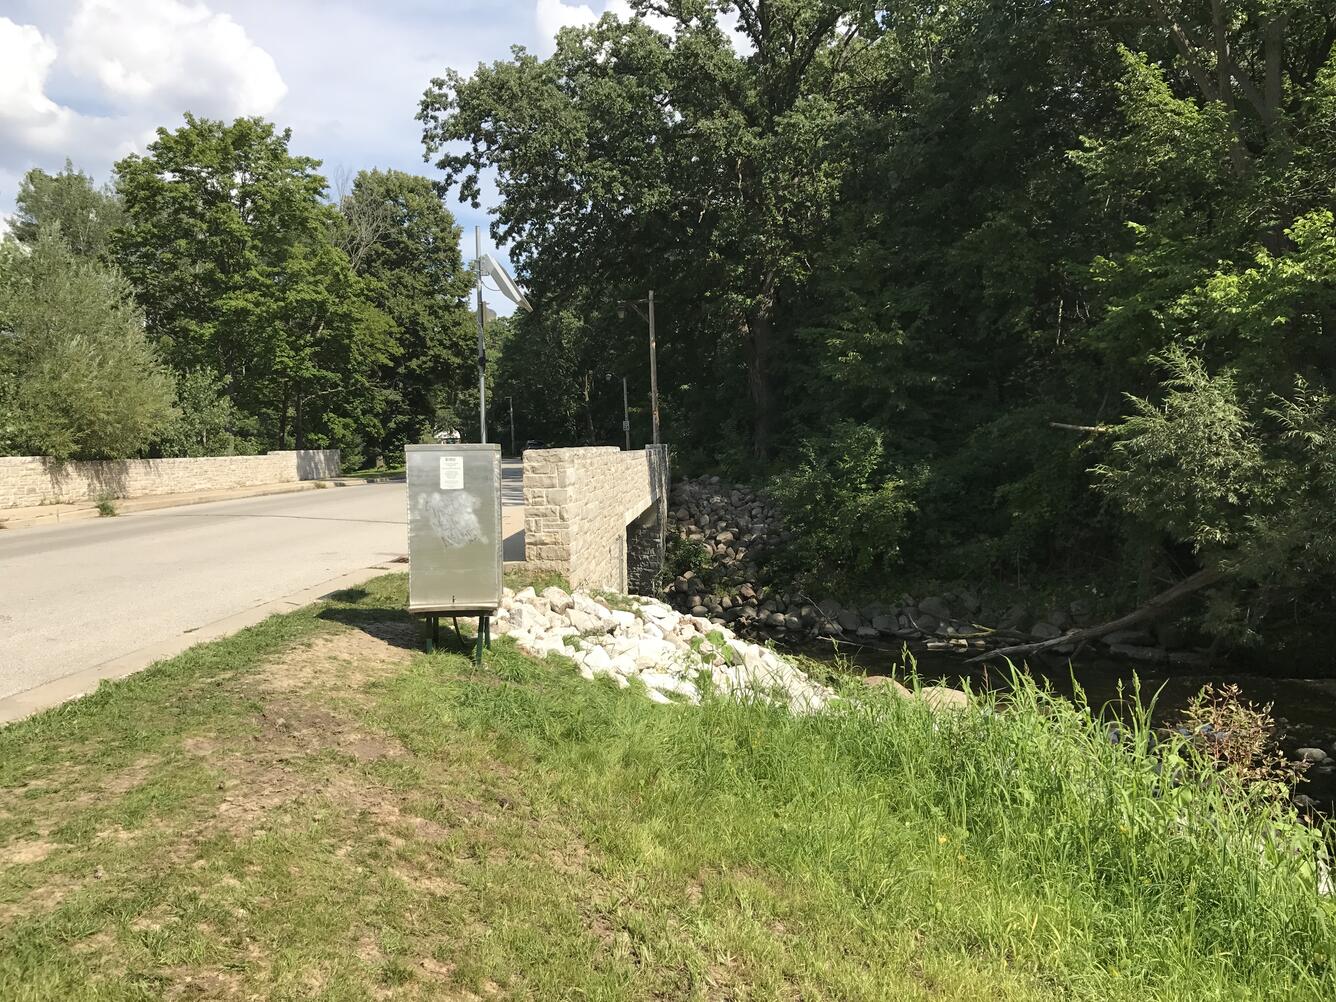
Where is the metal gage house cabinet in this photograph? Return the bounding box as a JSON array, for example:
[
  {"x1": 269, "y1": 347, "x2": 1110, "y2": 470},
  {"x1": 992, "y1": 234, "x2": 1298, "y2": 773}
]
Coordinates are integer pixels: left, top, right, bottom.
[{"x1": 405, "y1": 444, "x2": 502, "y2": 660}]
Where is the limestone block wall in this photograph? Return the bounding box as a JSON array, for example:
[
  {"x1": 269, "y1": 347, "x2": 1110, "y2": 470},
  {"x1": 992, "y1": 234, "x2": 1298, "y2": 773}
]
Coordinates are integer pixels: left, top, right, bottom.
[
  {"x1": 524, "y1": 446, "x2": 668, "y2": 592},
  {"x1": 0, "y1": 450, "x2": 340, "y2": 509}
]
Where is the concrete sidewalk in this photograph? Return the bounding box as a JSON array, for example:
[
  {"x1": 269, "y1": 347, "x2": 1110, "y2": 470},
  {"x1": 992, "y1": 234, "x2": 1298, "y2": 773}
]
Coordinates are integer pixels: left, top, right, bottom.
[{"x1": 0, "y1": 478, "x2": 367, "y2": 531}]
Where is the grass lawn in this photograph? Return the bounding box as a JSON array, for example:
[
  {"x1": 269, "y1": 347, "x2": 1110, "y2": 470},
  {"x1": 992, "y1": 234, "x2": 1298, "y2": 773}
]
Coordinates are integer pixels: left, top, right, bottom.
[
  {"x1": 1, "y1": 574, "x2": 1332, "y2": 1000},
  {"x1": 342, "y1": 466, "x2": 406, "y2": 481}
]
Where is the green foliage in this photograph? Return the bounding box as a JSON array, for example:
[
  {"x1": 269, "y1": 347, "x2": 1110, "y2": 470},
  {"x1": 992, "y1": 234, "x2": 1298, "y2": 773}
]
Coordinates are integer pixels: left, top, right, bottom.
[
  {"x1": 768, "y1": 422, "x2": 915, "y2": 591},
  {"x1": 155, "y1": 369, "x2": 257, "y2": 458},
  {"x1": 3, "y1": 131, "x2": 470, "y2": 466},
  {"x1": 12, "y1": 160, "x2": 125, "y2": 259},
  {"x1": 94, "y1": 493, "x2": 118, "y2": 517},
  {"x1": 1098, "y1": 348, "x2": 1262, "y2": 554},
  {"x1": 430, "y1": 2, "x2": 1336, "y2": 655},
  {"x1": 335, "y1": 168, "x2": 475, "y2": 460},
  {"x1": 0, "y1": 229, "x2": 176, "y2": 460},
  {"x1": 114, "y1": 115, "x2": 395, "y2": 453},
  {"x1": 664, "y1": 533, "x2": 710, "y2": 579},
  {"x1": 421, "y1": 1, "x2": 870, "y2": 455}
]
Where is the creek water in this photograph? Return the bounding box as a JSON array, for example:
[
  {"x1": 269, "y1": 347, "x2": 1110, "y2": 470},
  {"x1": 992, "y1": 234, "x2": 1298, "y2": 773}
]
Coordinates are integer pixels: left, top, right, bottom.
[{"x1": 803, "y1": 639, "x2": 1336, "y2": 813}]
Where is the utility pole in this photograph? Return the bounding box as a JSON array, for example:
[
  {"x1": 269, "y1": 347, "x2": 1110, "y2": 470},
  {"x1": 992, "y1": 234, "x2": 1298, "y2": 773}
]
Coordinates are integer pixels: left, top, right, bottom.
[
  {"x1": 648, "y1": 289, "x2": 659, "y2": 446},
  {"x1": 475, "y1": 226, "x2": 486, "y2": 443},
  {"x1": 621, "y1": 376, "x2": 630, "y2": 450},
  {"x1": 617, "y1": 290, "x2": 661, "y2": 447},
  {"x1": 508, "y1": 396, "x2": 516, "y2": 457}
]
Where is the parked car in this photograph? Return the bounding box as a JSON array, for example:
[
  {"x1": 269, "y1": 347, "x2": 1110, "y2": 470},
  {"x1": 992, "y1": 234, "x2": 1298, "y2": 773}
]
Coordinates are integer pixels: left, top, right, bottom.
[{"x1": 524, "y1": 439, "x2": 548, "y2": 451}]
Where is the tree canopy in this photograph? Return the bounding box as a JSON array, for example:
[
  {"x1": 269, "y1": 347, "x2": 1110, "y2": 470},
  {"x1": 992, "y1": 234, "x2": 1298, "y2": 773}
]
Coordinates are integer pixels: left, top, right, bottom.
[
  {"x1": 0, "y1": 228, "x2": 176, "y2": 461},
  {"x1": 425, "y1": 0, "x2": 1336, "y2": 657},
  {"x1": 114, "y1": 115, "x2": 396, "y2": 457},
  {"x1": 1, "y1": 116, "x2": 478, "y2": 469},
  {"x1": 12, "y1": 161, "x2": 125, "y2": 260},
  {"x1": 336, "y1": 168, "x2": 477, "y2": 461}
]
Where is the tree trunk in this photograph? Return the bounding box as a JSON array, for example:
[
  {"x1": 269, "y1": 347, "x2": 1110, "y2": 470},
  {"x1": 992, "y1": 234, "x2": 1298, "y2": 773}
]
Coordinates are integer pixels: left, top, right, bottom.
[
  {"x1": 968, "y1": 567, "x2": 1226, "y2": 663},
  {"x1": 743, "y1": 305, "x2": 775, "y2": 460},
  {"x1": 295, "y1": 390, "x2": 304, "y2": 452},
  {"x1": 582, "y1": 372, "x2": 595, "y2": 444},
  {"x1": 277, "y1": 385, "x2": 291, "y2": 451}
]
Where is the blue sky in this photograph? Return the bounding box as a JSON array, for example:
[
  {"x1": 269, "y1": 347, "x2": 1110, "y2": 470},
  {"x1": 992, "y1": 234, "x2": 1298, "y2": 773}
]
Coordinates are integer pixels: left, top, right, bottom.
[{"x1": 0, "y1": 0, "x2": 652, "y2": 311}]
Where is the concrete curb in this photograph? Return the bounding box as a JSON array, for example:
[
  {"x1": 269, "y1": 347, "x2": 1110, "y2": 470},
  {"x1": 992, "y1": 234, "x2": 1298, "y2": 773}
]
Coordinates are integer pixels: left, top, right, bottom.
[
  {"x1": 0, "y1": 479, "x2": 366, "y2": 532},
  {"x1": 0, "y1": 562, "x2": 405, "y2": 727}
]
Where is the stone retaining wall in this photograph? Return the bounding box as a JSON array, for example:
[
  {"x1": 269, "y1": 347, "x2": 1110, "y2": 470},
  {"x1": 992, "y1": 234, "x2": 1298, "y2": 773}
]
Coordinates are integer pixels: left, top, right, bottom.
[
  {"x1": 523, "y1": 446, "x2": 668, "y2": 592},
  {"x1": 0, "y1": 450, "x2": 341, "y2": 509}
]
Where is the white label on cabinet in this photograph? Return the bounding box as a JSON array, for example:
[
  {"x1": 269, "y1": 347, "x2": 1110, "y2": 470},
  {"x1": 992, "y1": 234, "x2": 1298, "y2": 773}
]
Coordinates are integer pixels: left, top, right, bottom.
[{"x1": 439, "y1": 456, "x2": 463, "y2": 490}]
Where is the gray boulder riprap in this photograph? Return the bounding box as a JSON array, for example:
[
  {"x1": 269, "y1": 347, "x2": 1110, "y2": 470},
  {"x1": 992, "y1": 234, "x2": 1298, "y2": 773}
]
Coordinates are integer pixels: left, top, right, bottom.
[
  {"x1": 493, "y1": 587, "x2": 832, "y2": 714},
  {"x1": 664, "y1": 474, "x2": 1210, "y2": 665}
]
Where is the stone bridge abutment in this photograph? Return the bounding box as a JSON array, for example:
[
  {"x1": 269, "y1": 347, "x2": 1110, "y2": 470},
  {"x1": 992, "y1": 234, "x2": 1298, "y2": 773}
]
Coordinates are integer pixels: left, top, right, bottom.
[{"x1": 522, "y1": 446, "x2": 669, "y2": 594}]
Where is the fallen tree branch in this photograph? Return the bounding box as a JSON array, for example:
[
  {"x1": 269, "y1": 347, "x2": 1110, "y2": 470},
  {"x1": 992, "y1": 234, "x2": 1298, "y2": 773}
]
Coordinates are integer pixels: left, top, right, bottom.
[
  {"x1": 1050, "y1": 421, "x2": 1114, "y2": 434},
  {"x1": 967, "y1": 567, "x2": 1226, "y2": 664}
]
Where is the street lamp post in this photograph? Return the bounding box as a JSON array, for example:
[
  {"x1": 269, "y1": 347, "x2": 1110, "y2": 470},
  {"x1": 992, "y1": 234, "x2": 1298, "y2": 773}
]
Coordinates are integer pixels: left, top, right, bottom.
[
  {"x1": 470, "y1": 228, "x2": 532, "y2": 445},
  {"x1": 647, "y1": 290, "x2": 659, "y2": 447},
  {"x1": 507, "y1": 396, "x2": 516, "y2": 457},
  {"x1": 475, "y1": 226, "x2": 486, "y2": 443}
]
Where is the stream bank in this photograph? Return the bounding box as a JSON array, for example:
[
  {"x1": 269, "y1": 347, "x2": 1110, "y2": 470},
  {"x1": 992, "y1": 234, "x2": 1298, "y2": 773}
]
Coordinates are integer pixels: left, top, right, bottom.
[{"x1": 662, "y1": 474, "x2": 1336, "y2": 809}]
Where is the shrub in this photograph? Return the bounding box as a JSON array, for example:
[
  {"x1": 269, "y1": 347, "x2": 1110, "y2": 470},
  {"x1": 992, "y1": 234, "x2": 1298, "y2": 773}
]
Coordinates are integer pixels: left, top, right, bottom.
[
  {"x1": 0, "y1": 228, "x2": 176, "y2": 460},
  {"x1": 768, "y1": 421, "x2": 915, "y2": 591},
  {"x1": 154, "y1": 369, "x2": 257, "y2": 458},
  {"x1": 1175, "y1": 683, "x2": 1305, "y2": 802}
]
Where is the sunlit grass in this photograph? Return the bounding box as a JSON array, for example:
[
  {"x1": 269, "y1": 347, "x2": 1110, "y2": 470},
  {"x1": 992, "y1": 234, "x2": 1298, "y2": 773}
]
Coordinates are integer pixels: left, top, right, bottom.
[{"x1": 1, "y1": 573, "x2": 1332, "y2": 1000}]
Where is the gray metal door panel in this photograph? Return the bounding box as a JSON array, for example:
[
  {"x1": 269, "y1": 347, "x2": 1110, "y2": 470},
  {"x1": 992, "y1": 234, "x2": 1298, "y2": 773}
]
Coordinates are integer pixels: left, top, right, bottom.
[{"x1": 405, "y1": 444, "x2": 502, "y2": 612}]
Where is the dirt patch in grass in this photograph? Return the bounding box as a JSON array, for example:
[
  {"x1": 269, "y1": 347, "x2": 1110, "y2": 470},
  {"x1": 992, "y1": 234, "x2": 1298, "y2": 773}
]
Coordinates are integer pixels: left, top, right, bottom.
[
  {"x1": 99, "y1": 755, "x2": 160, "y2": 796},
  {"x1": 0, "y1": 872, "x2": 83, "y2": 924},
  {"x1": 204, "y1": 729, "x2": 412, "y2": 840},
  {"x1": 161, "y1": 623, "x2": 423, "y2": 842},
  {"x1": 160, "y1": 968, "x2": 245, "y2": 1000},
  {"x1": 256, "y1": 622, "x2": 417, "y2": 696},
  {"x1": 0, "y1": 838, "x2": 61, "y2": 865}
]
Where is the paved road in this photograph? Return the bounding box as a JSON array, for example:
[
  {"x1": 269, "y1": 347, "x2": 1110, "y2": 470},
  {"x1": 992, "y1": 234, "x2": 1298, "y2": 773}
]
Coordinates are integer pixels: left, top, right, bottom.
[
  {"x1": 0, "y1": 484, "x2": 410, "y2": 706},
  {"x1": 0, "y1": 459, "x2": 526, "y2": 716}
]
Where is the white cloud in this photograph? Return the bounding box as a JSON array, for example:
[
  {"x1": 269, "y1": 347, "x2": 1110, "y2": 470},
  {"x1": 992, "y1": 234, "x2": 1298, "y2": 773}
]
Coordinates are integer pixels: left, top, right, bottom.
[
  {"x1": 0, "y1": 17, "x2": 75, "y2": 154},
  {"x1": 0, "y1": 0, "x2": 287, "y2": 196},
  {"x1": 535, "y1": 0, "x2": 599, "y2": 42},
  {"x1": 65, "y1": 0, "x2": 285, "y2": 118}
]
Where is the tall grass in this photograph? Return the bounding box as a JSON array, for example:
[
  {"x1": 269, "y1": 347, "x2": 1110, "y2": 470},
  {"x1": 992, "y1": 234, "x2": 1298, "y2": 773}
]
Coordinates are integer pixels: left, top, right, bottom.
[{"x1": 415, "y1": 649, "x2": 1336, "y2": 1001}]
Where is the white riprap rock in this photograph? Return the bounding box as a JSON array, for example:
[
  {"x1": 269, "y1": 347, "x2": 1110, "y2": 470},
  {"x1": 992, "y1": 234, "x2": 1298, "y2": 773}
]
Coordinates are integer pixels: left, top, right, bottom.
[{"x1": 493, "y1": 586, "x2": 833, "y2": 715}]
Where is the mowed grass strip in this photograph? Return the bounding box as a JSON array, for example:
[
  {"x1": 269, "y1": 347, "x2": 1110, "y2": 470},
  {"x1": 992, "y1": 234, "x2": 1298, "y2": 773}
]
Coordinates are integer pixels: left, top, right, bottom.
[{"x1": 0, "y1": 573, "x2": 1331, "y2": 1001}]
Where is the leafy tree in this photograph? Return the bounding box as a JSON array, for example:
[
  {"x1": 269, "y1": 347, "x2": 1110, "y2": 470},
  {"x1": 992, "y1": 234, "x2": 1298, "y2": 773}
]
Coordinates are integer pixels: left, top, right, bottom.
[
  {"x1": 425, "y1": 0, "x2": 1336, "y2": 654},
  {"x1": 114, "y1": 115, "x2": 394, "y2": 455},
  {"x1": 420, "y1": 1, "x2": 873, "y2": 456},
  {"x1": 12, "y1": 161, "x2": 125, "y2": 259},
  {"x1": 335, "y1": 169, "x2": 475, "y2": 460},
  {"x1": 155, "y1": 369, "x2": 256, "y2": 458},
  {"x1": 0, "y1": 228, "x2": 176, "y2": 460}
]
